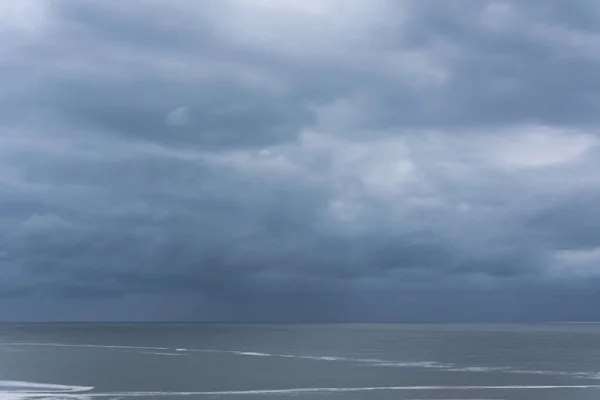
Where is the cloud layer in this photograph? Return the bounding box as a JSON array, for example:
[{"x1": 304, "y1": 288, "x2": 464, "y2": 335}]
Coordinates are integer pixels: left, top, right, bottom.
[{"x1": 2, "y1": 0, "x2": 600, "y2": 321}]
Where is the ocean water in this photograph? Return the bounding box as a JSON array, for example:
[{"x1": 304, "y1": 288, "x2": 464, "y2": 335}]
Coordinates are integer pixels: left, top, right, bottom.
[{"x1": 2, "y1": 324, "x2": 600, "y2": 399}]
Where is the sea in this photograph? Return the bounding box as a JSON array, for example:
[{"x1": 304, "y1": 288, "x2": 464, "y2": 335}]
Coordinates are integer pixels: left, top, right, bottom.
[{"x1": 2, "y1": 323, "x2": 600, "y2": 400}]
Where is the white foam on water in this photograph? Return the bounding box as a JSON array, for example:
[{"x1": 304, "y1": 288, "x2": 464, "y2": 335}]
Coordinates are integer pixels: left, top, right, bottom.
[
  {"x1": 1, "y1": 380, "x2": 597, "y2": 399},
  {"x1": 187, "y1": 347, "x2": 600, "y2": 380},
  {"x1": 139, "y1": 352, "x2": 188, "y2": 357},
  {"x1": 183, "y1": 348, "x2": 600, "y2": 380},
  {"x1": 8, "y1": 342, "x2": 600, "y2": 383},
  {"x1": 7, "y1": 343, "x2": 168, "y2": 351},
  {"x1": 0, "y1": 381, "x2": 93, "y2": 400},
  {"x1": 65, "y1": 384, "x2": 600, "y2": 397},
  {"x1": 439, "y1": 365, "x2": 600, "y2": 379},
  {"x1": 224, "y1": 349, "x2": 600, "y2": 381},
  {"x1": 448, "y1": 367, "x2": 513, "y2": 373},
  {"x1": 234, "y1": 352, "x2": 270, "y2": 357},
  {"x1": 0, "y1": 395, "x2": 93, "y2": 400},
  {"x1": 181, "y1": 348, "x2": 430, "y2": 366},
  {"x1": 365, "y1": 359, "x2": 600, "y2": 380},
  {"x1": 368, "y1": 361, "x2": 451, "y2": 369},
  {"x1": 0, "y1": 397, "x2": 500, "y2": 400},
  {"x1": 0, "y1": 343, "x2": 486, "y2": 370},
  {"x1": 0, "y1": 381, "x2": 91, "y2": 393},
  {"x1": 303, "y1": 356, "x2": 338, "y2": 361}
]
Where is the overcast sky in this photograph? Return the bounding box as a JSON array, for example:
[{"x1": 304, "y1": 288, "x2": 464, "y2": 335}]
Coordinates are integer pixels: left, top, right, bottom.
[{"x1": 2, "y1": 0, "x2": 600, "y2": 322}]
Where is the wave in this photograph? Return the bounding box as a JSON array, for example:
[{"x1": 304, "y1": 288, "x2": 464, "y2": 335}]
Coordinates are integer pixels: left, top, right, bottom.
[
  {"x1": 2, "y1": 379, "x2": 600, "y2": 400},
  {"x1": 5, "y1": 342, "x2": 600, "y2": 382},
  {"x1": 9, "y1": 384, "x2": 600, "y2": 398},
  {"x1": 177, "y1": 348, "x2": 441, "y2": 366},
  {"x1": 232, "y1": 352, "x2": 271, "y2": 357},
  {"x1": 139, "y1": 352, "x2": 188, "y2": 357},
  {"x1": 0, "y1": 381, "x2": 92, "y2": 393},
  {"x1": 5, "y1": 343, "x2": 168, "y2": 351},
  {"x1": 0, "y1": 380, "x2": 93, "y2": 400},
  {"x1": 367, "y1": 361, "x2": 451, "y2": 368},
  {"x1": 85, "y1": 384, "x2": 600, "y2": 396}
]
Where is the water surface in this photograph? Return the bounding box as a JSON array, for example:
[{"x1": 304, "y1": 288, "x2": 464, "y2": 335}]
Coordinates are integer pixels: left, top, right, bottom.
[{"x1": 2, "y1": 323, "x2": 600, "y2": 399}]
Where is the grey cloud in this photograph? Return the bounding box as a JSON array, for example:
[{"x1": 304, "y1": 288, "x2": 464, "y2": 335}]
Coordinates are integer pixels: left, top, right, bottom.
[
  {"x1": 1, "y1": 0, "x2": 600, "y2": 321},
  {"x1": 527, "y1": 190, "x2": 600, "y2": 250}
]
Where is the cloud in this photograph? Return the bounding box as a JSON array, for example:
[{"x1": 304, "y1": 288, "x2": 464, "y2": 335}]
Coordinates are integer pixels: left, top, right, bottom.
[
  {"x1": 1, "y1": 0, "x2": 600, "y2": 321},
  {"x1": 166, "y1": 106, "x2": 191, "y2": 127},
  {"x1": 484, "y1": 126, "x2": 597, "y2": 169}
]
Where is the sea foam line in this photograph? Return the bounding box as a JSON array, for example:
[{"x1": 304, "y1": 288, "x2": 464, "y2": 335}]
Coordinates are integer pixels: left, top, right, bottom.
[
  {"x1": 5, "y1": 342, "x2": 600, "y2": 381},
  {"x1": 31, "y1": 384, "x2": 600, "y2": 397},
  {"x1": 0, "y1": 380, "x2": 93, "y2": 400},
  {"x1": 0, "y1": 396, "x2": 502, "y2": 400},
  {"x1": 179, "y1": 348, "x2": 440, "y2": 366},
  {"x1": 3, "y1": 384, "x2": 598, "y2": 399},
  {"x1": 5, "y1": 343, "x2": 168, "y2": 351},
  {"x1": 4, "y1": 343, "x2": 438, "y2": 367},
  {"x1": 2, "y1": 379, "x2": 599, "y2": 399},
  {"x1": 0, "y1": 381, "x2": 92, "y2": 393},
  {"x1": 139, "y1": 352, "x2": 188, "y2": 357}
]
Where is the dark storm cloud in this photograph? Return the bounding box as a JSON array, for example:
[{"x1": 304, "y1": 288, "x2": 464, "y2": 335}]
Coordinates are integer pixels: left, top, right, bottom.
[
  {"x1": 2, "y1": 0, "x2": 600, "y2": 321},
  {"x1": 527, "y1": 189, "x2": 600, "y2": 250}
]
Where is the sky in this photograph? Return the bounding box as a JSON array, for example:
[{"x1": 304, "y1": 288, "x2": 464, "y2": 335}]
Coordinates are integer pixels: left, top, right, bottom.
[{"x1": 2, "y1": 0, "x2": 600, "y2": 322}]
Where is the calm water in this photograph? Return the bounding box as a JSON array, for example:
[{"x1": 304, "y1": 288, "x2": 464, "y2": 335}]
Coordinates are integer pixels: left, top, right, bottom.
[{"x1": 2, "y1": 324, "x2": 600, "y2": 399}]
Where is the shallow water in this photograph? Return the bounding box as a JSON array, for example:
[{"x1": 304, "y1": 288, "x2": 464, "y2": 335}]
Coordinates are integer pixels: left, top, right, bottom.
[{"x1": 2, "y1": 323, "x2": 600, "y2": 399}]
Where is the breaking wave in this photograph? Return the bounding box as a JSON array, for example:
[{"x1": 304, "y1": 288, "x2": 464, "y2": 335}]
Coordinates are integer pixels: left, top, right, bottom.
[
  {"x1": 2, "y1": 381, "x2": 600, "y2": 399},
  {"x1": 4, "y1": 341, "x2": 600, "y2": 398},
  {"x1": 0, "y1": 380, "x2": 93, "y2": 400}
]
